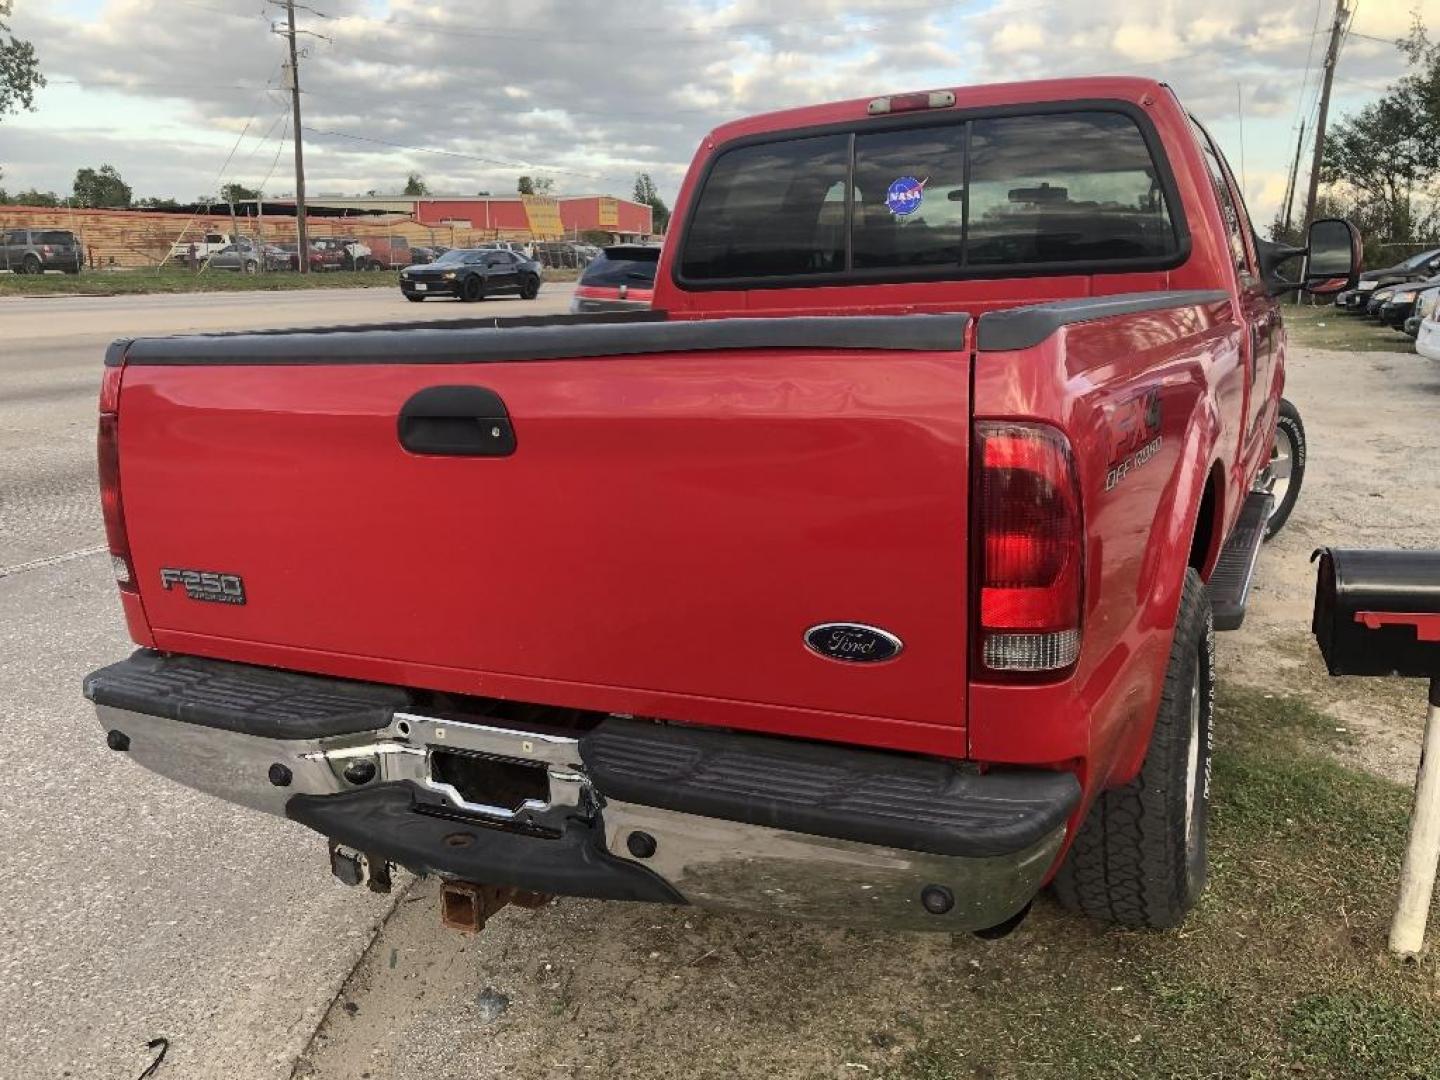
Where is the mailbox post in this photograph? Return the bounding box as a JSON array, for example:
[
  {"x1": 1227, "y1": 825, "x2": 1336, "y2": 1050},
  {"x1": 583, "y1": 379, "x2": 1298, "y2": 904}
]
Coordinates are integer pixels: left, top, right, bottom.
[{"x1": 1312, "y1": 548, "x2": 1440, "y2": 957}]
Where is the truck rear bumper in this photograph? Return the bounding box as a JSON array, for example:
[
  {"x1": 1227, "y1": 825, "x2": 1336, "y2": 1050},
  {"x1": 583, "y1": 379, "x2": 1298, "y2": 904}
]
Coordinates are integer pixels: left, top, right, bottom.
[{"x1": 85, "y1": 651, "x2": 1077, "y2": 932}]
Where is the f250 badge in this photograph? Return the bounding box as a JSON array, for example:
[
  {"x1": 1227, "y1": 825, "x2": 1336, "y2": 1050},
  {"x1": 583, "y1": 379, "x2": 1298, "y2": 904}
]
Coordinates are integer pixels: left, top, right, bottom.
[
  {"x1": 804, "y1": 623, "x2": 903, "y2": 663},
  {"x1": 159, "y1": 568, "x2": 246, "y2": 605}
]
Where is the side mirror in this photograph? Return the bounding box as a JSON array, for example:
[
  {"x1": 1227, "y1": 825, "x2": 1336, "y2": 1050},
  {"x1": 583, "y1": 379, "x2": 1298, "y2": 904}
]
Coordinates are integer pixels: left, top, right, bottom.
[
  {"x1": 1303, "y1": 218, "x2": 1362, "y2": 295},
  {"x1": 1256, "y1": 218, "x2": 1362, "y2": 297}
]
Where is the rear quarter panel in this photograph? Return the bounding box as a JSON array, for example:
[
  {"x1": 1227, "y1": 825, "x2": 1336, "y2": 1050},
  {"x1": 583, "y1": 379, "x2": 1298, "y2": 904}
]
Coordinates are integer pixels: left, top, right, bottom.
[{"x1": 969, "y1": 298, "x2": 1241, "y2": 791}]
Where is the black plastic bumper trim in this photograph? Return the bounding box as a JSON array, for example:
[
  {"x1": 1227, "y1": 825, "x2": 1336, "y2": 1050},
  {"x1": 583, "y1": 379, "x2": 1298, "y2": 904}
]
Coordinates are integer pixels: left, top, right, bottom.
[
  {"x1": 111, "y1": 313, "x2": 971, "y2": 367},
  {"x1": 286, "y1": 783, "x2": 684, "y2": 904},
  {"x1": 82, "y1": 649, "x2": 413, "y2": 740},
  {"x1": 976, "y1": 290, "x2": 1229, "y2": 351},
  {"x1": 579, "y1": 718, "x2": 1080, "y2": 859}
]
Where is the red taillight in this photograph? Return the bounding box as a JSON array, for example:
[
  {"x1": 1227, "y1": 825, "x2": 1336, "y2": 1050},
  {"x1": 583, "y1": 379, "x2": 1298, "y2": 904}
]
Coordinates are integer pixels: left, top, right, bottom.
[
  {"x1": 98, "y1": 366, "x2": 136, "y2": 593},
  {"x1": 974, "y1": 422, "x2": 1084, "y2": 676}
]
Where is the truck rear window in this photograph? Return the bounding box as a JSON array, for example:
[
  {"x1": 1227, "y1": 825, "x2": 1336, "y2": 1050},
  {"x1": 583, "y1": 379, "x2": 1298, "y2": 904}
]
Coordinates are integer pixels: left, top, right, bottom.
[
  {"x1": 580, "y1": 246, "x2": 661, "y2": 288},
  {"x1": 679, "y1": 109, "x2": 1181, "y2": 284}
]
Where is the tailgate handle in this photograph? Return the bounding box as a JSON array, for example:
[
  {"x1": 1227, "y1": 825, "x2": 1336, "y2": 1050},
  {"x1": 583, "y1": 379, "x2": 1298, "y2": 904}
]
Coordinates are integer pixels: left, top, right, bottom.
[{"x1": 398, "y1": 385, "x2": 516, "y2": 457}]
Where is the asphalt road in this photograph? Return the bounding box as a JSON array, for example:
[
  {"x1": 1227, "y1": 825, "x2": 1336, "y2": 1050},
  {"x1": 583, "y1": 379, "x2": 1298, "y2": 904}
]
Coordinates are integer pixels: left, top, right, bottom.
[{"x1": 0, "y1": 284, "x2": 574, "y2": 1080}]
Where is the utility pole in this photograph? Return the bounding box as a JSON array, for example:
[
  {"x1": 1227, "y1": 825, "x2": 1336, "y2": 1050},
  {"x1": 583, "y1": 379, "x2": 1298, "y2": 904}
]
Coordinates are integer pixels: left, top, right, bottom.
[
  {"x1": 1303, "y1": 0, "x2": 1349, "y2": 232},
  {"x1": 283, "y1": 0, "x2": 310, "y2": 271},
  {"x1": 1282, "y1": 119, "x2": 1306, "y2": 236}
]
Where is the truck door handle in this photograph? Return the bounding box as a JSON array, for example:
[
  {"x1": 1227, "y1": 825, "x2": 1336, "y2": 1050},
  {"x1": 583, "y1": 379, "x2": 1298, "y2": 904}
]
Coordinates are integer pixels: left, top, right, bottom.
[{"x1": 397, "y1": 385, "x2": 516, "y2": 457}]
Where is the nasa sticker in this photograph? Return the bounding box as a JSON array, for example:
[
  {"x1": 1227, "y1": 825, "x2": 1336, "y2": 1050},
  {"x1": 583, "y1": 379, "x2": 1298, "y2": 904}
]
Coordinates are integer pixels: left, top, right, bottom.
[{"x1": 885, "y1": 175, "x2": 928, "y2": 216}]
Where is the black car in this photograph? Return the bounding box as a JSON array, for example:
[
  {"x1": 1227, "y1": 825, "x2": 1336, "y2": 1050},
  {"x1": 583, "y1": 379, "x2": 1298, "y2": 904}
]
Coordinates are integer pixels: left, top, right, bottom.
[
  {"x1": 1378, "y1": 279, "x2": 1440, "y2": 329},
  {"x1": 399, "y1": 247, "x2": 543, "y2": 302},
  {"x1": 2, "y1": 227, "x2": 83, "y2": 274},
  {"x1": 1340, "y1": 247, "x2": 1440, "y2": 312}
]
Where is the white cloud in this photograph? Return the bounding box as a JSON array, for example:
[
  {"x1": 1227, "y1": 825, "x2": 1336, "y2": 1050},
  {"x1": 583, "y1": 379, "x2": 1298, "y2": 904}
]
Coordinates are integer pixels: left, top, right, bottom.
[{"x1": 3, "y1": 0, "x2": 1440, "y2": 232}]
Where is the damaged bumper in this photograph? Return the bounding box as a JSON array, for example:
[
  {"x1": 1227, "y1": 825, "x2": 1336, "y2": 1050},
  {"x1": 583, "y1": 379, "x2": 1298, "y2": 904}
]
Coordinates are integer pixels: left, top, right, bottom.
[{"x1": 85, "y1": 651, "x2": 1078, "y2": 932}]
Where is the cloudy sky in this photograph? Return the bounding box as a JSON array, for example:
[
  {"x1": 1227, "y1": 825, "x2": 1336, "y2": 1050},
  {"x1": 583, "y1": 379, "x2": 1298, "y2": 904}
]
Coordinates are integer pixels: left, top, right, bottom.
[{"x1": 2, "y1": 0, "x2": 1434, "y2": 226}]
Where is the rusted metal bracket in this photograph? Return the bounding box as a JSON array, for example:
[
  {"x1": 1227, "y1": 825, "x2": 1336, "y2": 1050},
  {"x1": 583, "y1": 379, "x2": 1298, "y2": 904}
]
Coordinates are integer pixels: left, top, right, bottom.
[{"x1": 439, "y1": 881, "x2": 552, "y2": 934}]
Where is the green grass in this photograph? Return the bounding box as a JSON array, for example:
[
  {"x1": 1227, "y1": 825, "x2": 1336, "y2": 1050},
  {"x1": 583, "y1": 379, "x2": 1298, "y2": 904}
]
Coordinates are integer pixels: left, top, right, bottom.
[
  {"x1": 885, "y1": 687, "x2": 1440, "y2": 1080},
  {"x1": 1284, "y1": 302, "x2": 1416, "y2": 353},
  {"x1": 0, "y1": 266, "x2": 580, "y2": 297}
]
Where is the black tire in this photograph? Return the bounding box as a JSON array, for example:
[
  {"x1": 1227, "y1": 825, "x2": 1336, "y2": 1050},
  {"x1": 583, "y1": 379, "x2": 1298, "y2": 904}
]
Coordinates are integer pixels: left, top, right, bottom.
[
  {"x1": 460, "y1": 275, "x2": 486, "y2": 303},
  {"x1": 405, "y1": 293, "x2": 426, "y2": 303},
  {"x1": 520, "y1": 274, "x2": 540, "y2": 300},
  {"x1": 22, "y1": 254, "x2": 41, "y2": 275},
  {"x1": 243, "y1": 260, "x2": 259, "y2": 275},
  {"x1": 1052, "y1": 568, "x2": 1214, "y2": 929},
  {"x1": 1263, "y1": 399, "x2": 1305, "y2": 540}
]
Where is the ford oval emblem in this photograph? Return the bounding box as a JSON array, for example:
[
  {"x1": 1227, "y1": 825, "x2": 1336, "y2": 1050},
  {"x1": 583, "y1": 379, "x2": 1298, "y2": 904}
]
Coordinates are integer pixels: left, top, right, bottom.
[{"x1": 804, "y1": 623, "x2": 903, "y2": 664}]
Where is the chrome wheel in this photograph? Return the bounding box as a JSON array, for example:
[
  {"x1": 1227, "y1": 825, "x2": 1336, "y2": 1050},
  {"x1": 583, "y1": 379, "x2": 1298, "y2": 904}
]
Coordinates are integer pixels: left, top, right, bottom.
[
  {"x1": 1265, "y1": 423, "x2": 1295, "y2": 508},
  {"x1": 1183, "y1": 673, "x2": 1201, "y2": 847}
]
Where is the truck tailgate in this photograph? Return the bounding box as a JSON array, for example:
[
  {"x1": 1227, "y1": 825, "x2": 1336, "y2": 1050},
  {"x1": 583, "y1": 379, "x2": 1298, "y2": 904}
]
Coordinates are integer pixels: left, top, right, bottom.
[{"x1": 114, "y1": 316, "x2": 972, "y2": 753}]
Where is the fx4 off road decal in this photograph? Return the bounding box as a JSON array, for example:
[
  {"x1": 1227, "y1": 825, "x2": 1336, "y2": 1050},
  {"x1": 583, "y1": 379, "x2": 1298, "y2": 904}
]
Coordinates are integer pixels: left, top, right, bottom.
[
  {"x1": 1105, "y1": 388, "x2": 1163, "y2": 492},
  {"x1": 159, "y1": 568, "x2": 246, "y2": 605}
]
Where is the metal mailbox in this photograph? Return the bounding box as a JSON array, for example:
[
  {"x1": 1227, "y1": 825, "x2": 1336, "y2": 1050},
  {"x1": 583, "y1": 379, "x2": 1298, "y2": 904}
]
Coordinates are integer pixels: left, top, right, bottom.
[{"x1": 1312, "y1": 548, "x2": 1440, "y2": 677}]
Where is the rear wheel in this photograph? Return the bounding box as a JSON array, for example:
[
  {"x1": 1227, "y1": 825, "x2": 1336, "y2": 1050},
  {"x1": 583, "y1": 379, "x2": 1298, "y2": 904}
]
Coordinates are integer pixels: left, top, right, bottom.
[
  {"x1": 22, "y1": 254, "x2": 41, "y2": 275},
  {"x1": 243, "y1": 260, "x2": 259, "y2": 275},
  {"x1": 1052, "y1": 567, "x2": 1214, "y2": 929},
  {"x1": 1262, "y1": 399, "x2": 1305, "y2": 540},
  {"x1": 460, "y1": 275, "x2": 486, "y2": 303}
]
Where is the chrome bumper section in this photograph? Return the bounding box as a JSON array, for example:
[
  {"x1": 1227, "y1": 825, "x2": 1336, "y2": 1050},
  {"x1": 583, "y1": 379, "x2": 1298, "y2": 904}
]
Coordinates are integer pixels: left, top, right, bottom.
[{"x1": 92, "y1": 702, "x2": 1064, "y2": 931}]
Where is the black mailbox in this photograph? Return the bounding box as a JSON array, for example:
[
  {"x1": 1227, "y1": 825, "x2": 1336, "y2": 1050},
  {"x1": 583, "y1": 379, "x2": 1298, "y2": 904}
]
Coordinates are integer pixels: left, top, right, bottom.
[{"x1": 1313, "y1": 548, "x2": 1440, "y2": 677}]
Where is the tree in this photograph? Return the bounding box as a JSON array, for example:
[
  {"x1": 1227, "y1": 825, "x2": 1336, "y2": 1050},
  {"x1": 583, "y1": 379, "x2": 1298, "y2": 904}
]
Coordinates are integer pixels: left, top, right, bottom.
[
  {"x1": 220, "y1": 182, "x2": 260, "y2": 204},
  {"x1": 0, "y1": 0, "x2": 43, "y2": 121},
  {"x1": 13, "y1": 187, "x2": 58, "y2": 206},
  {"x1": 136, "y1": 196, "x2": 183, "y2": 210},
  {"x1": 1314, "y1": 22, "x2": 1440, "y2": 267},
  {"x1": 517, "y1": 175, "x2": 553, "y2": 196},
  {"x1": 403, "y1": 172, "x2": 429, "y2": 196},
  {"x1": 476, "y1": 189, "x2": 491, "y2": 196},
  {"x1": 517, "y1": 176, "x2": 535, "y2": 195},
  {"x1": 72, "y1": 164, "x2": 132, "y2": 208},
  {"x1": 632, "y1": 171, "x2": 670, "y2": 233}
]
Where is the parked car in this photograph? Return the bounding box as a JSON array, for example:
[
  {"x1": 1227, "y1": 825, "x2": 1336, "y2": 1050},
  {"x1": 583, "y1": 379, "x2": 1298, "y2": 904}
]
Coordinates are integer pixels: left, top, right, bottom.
[
  {"x1": 1364, "y1": 284, "x2": 1397, "y2": 318},
  {"x1": 1408, "y1": 287, "x2": 1440, "y2": 338},
  {"x1": 408, "y1": 245, "x2": 438, "y2": 265},
  {"x1": 1378, "y1": 279, "x2": 1440, "y2": 329},
  {"x1": 2, "y1": 227, "x2": 83, "y2": 274},
  {"x1": 169, "y1": 231, "x2": 238, "y2": 262},
  {"x1": 84, "y1": 76, "x2": 1358, "y2": 937},
  {"x1": 398, "y1": 247, "x2": 543, "y2": 302},
  {"x1": 364, "y1": 234, "x2": 415, "y2": 270},
  {"x1": 1338, "y1": 247, "x2": 1440, "y2": 312},
  {"x1": 570, "y1": 244, "x2": 659, "y2": 312},
  {"x1": 275, "y1": 241, "x2": 343, "y2": 273},
  {"x1": 1417, "y1": 305, "x2": 1440, "y2": 359},
  {"x1": 207, "y1": 241, "x2": 284, "y2": 274}
]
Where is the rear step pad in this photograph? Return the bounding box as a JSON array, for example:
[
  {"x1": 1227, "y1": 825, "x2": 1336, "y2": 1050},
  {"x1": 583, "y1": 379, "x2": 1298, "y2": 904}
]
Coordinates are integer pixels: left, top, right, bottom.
[
  {"x1": 83, "y1": 649, "x2": 413, "y2": 739},
  {"x1": 580, "y1": 718, "x2": 1080, "y2": 859},
  {"x1": 1209, "y1": 491, "x2": 1276, "y2": 631}
]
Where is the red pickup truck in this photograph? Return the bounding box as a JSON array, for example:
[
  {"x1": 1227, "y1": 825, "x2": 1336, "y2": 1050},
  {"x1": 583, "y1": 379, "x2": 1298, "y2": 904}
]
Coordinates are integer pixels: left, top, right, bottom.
[{"x1": 85, "y1": 77, "x2": 1358, "y2": 935}]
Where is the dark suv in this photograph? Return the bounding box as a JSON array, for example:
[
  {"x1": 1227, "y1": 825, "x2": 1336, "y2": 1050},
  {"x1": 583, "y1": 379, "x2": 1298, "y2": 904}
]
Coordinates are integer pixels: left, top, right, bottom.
[{"x1": 2, "y1": 228, "x2": 83, "y2": 274}]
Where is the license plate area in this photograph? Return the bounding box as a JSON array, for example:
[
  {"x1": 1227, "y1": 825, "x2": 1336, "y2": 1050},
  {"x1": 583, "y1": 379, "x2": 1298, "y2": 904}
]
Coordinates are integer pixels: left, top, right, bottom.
[
  {"x1": 427, "y1": 748, "x2": 550, "y2": 818},
  {"x1": 414, "y1": 283, "x2": 427, "y2": 291}
]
